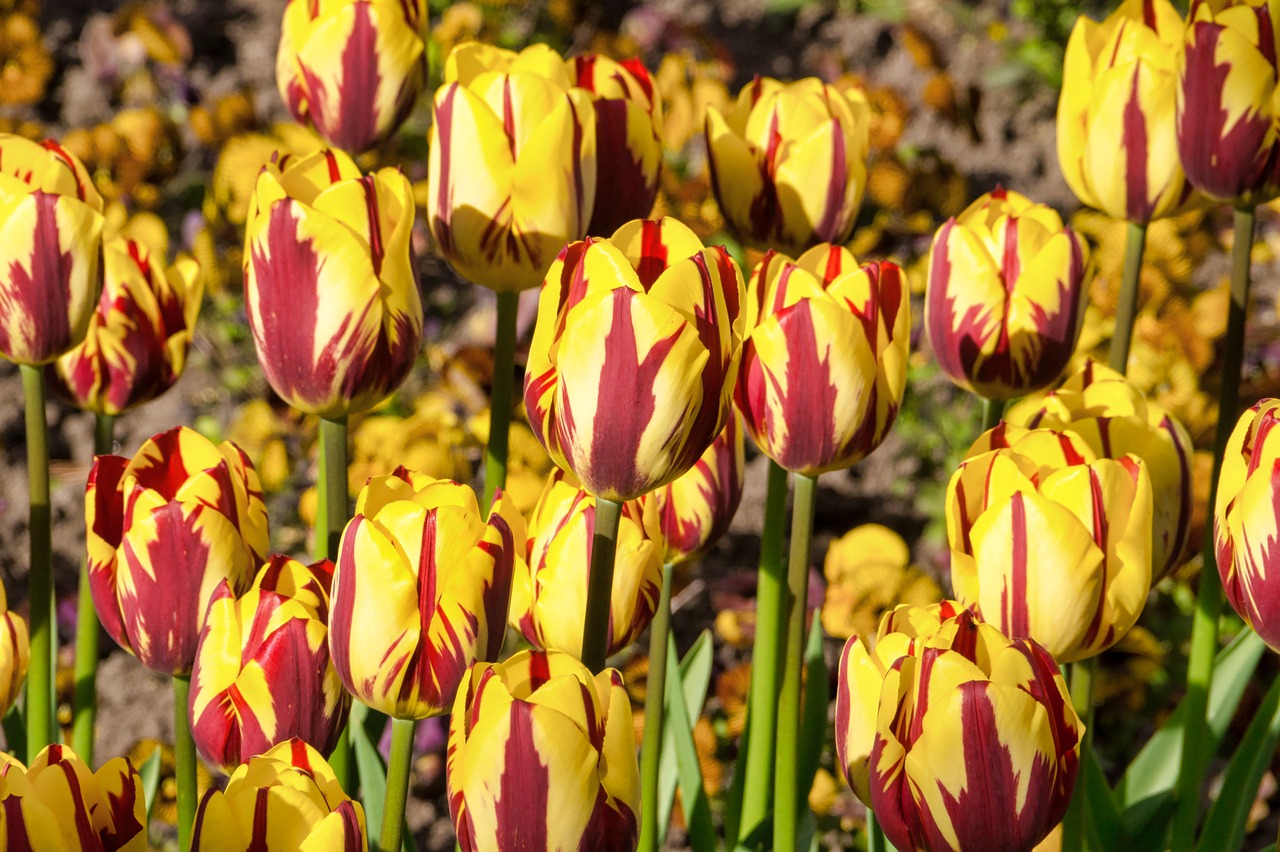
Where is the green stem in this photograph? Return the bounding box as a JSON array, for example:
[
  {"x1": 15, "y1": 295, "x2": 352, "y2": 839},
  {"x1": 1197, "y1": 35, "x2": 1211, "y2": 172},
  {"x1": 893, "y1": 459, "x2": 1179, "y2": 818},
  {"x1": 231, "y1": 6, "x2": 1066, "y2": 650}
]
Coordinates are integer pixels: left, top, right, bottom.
[
  {"x1": 981, "y1": 397, "x2": 1005, "y2": 435},
  {"x1": 484, "y1": 291, "x2": 520, "y2": 513},
  {"x1": 72, "y1": 414, "x2": 115, "y2": 764},
  {"x1": 173, "y1": 675, "x2": 197, "y2": 852},
  {"x1": 736, "y1": 460, "x2": 790, "y2": 844},
  {"x1": 638, "y1": 563, "x2": 674, "y2": 852},
  {"x1": 582, "y1": 498, "x2": 623, "y2": 674},
  {"x1": 1109, "y1": 221, "x2": 1148, "y2": 374},
  {"x1": 1062, "y1": 657, "x2": 1098, "y2": 852},
  {"x1": 21, "y1": 365, "x2": 54, "y2": 757},
  {"x1": 1170, "y1": 204, "x2": 1255, "y2": 851},
  {"x1": 379, "y1": 717, "x2": 416, "y2": 852},
  {"x1": 868, "y1": 810, "x2": 887, "y2": 852},
  {"x1": 774, "y1": 473, "x2": 818, "y2": 852},
  {"x1": 317, "y1": 416, "x2": 351, "y2": 790}
]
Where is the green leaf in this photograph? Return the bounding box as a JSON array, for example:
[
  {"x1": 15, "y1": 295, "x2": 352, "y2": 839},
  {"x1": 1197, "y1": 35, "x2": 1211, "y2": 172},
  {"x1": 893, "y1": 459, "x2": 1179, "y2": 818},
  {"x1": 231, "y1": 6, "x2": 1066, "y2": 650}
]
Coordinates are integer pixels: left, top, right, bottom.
[
  {"x1": 664, "y1": 630, "x2": 717, "y2": 852},
  {"x1": 2, "y1": 703, "x2": 25, "y2": 760},
  {"x1": 796, "y1": 618, "x2": 827, "y2": 825},
  {"x1": 1082, "y1": 743, "x2": 1125, "y2": 850},
  {"x1": 139, "y1": 747, "x2": 162, "y2": 821},
  {"x1": 656, "y1": 631, "x2": 715, "y2": 842}
]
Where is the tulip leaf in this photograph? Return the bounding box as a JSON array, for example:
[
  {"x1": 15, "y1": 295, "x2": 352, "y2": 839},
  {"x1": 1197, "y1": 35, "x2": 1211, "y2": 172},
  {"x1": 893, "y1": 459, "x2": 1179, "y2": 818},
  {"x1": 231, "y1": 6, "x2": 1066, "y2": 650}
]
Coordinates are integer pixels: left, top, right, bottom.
[
  {"x1": 724, "y1": 689, "x2": 751, "y2": 847},
  {"x1": 1194, "y1": 672, "x2": 1280, "y2": 852},
  {"x1": 795, "y1": 617, "x2": 828, "y2": 851},
  {"x1": 138, "y1": 747, "x2": 161, "y2": 821},
  {"x1": 663, "y1": 630, "x2": 717, "y2": 852},
  {"x1": 1, "y1": 703, "x2": 24, "y2": 761},
  {"x1": 1082, "y1": 743, "x2": 1125, "y2": 851},
  {"x1": 656, "y1": 630, "x2": 716, "y2": 845}
]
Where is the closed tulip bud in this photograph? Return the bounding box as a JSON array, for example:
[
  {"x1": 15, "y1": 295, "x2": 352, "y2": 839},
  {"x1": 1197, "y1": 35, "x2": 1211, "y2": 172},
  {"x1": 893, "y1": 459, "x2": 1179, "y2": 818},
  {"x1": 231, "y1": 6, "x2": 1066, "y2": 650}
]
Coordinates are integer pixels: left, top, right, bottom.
[
  {"x1": 705, "y1": 77, "x2": 871, "y2": 255},
  {"x1": 1177, "y1": 0, "x2": 1280, "y2": 203},
  {"x1": 428, "y1": 42, "x2": 597, "y2": 292},
  {"x1": 946, "y1": 427, "x2": 1153, "y2": 662},
  {"x1": 1007, "y1": 359, "x2": 1193, "y2": 578},
  {"x1": 191, "y1": 739, "x2": 366, "y2": 851},
  {"x1": 0, "y1": 135, "x2": 105, "y2": 366},
  {"x1": 0, "y1": 744, "x2": 147, "y2": 851},
  {"x1": 191, "y1": 555, "x2": 349, "y2": 774},
  {"x1": 0, "y1": 581, "x2": 27, "y2": 719},
  {"x1": 87, "y1": 426, "x2": 270, "y2": 676},
  {"x1": 276, "y1": 0, "x2": 427, "y2": 153},
  {"x1": 735, "y1": 245, "x2": 909, "y2": 476},
  {"x1": 46, "y1": 236, "x2": 202, "y2": 416},
  {"x1": 448, "y1": 650, "x2": 641, "y2": 852},
  {"x1": 525, "y1": 217, "x2": 745, "y2": 501},
  {"x1": 330, "y1": 467, "x2": 517, "y2": 719},
  {"x1": 511, "y1": 469, "x2": 664, "y2": 658},
  {"x1": 1058, "y1": 0, "x2": 1196, "y2": 221},
  {"x1": 925, "y1": 188, "x2": 1090, "y2": 401}
]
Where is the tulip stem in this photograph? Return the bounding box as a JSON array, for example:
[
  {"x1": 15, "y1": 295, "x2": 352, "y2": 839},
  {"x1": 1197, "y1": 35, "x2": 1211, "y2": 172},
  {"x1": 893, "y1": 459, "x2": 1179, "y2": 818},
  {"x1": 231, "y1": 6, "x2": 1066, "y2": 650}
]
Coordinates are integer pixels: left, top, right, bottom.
[
  {"x1": 1062, "y1": 657, "x2": 1097, "y2": 852},
  {"x1": 638, "y1": 562, "x2": 674, "y2": 852},
  {"x1": 582, "y1": 498, "x2": 623, "y2": 674},
  {"x1": 1109, "y1": 221, "x2": 1147, "y2": 374},
  {"x1": 380, "y1": 717, "x2": 416, "y2": 852},
  {"x1": 317, "y1": 415, "x2": 351, "y2": 790},
  {"x1": 173, "y1": 675, "x2": 197, "y2": 852},
  {"x1": 867, "y1": 811, "x2": 887, "y2": 852},
  {"x1": 1170, "y1": 203, "x2": 1256, "y2": 852},
  {"x1": 775, "y1": 472, "x2": 818, "y2": 852},
  {"x1": 21, "y1": 365, "x2": 55, "y2": 758},
  {"x1": 484, "y1": 291, "x2": 520, "y2": 513},
  {"x1": 736, "y1": 460, "x2": 790, "y2": 844},
  {"x1": 981, "y1": 397, "x2": 1004, "y2": 434}
]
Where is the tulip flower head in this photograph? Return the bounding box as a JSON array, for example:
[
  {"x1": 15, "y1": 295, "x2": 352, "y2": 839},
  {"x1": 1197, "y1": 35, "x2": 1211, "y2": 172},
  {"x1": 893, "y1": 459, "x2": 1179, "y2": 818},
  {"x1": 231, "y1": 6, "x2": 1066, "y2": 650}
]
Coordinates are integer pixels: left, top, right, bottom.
[
  {"x1": 524, "y1": 217, "x2": 745, "y2": 501},
  {"x1": 0, "y1": 581, "x2": 27, "y2": 720},
  {"x1": 448, "y1": 650, "x2": 641, "y2": 852},
  {"x1": 925, "y1": 188, "x2": 1090, "y2": 401},
  {"x1": 736, "y1": 245, "x2": 909, "y2": 476},
  {"x1": 277, "y1": 0, "x2": 427, "y2": 153},
  {"x1": 191, "y1": 739, "x2": 367, "y2": 851},
  {"x1": 0, "y1": 135, "x2": 105, "y2": 366},
  {"x1": 329, "y1": 468, "x2": 518, "y2": 719},
  {"x1": 87, "y1": 426, "x2": 270, "y2": 676},
  {"x1": 244, "y1": 148, "x2": 423, "y2": 418},
  {"x1": 705, "y1": 76, "x2": 871, "y2": 255}
]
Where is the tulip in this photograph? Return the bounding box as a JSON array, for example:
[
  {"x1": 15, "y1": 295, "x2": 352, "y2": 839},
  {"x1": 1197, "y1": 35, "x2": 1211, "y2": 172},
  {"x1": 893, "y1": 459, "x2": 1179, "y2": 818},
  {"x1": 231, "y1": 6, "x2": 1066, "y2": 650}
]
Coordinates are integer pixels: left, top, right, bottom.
[
  {"x1": 427, "y1": 42, "x2": 597, "y2": 293},
  {"x1": 705, "y1": 77, "x2": 871, "y2": 255},
  {"x1": 87, "y1": 426, "x2": 270, "y2": 676},
  {"x1": 329, "y1": 467, "x2": 518, "y2": 719},
  {"x1": 946, "y1": 427, "x2": 1153, "y2": 662},
  {"x1": 448, "y1": 649, "x2": 641, "y2": 852},
  {"x1": 0, "y1": 744, "x2": 148, "y2": 851},
  {"x1": 735, "y1": 244, "x2": 909, "y2": 476},
  {"x1": 47, "y1": 236, "x2": 202, "y2": 416},
  {"x1": 0, "y1": 580, "x2": 28, "y2": 720},
  {"x1": 511, "y1": 468, "x2": 664, "y2": 658},
  {"x1": 1177, "y1": 0, "x2": 1280, "y2": 203},
  {"x1": 276, "y1": 0, "x2": 427, "y2": 153},
  {"x1": 524, "y1": 216, "x2": 744, "y2": 502},
  {"x1": 1007, "y1": 359, "x2": 1193, "y2": 578},
  {"x1": 191, "y1": 739, "x2": 366, "y2": 851},
  {"x1": 925, "y1": 188, "x2": 1090, "y2": 401},
  {"x1": 1058, "y1": 0, "x2": 1194, "y2": 222},
  {"x1": 244, "y1": 148, "x2": 423, "y2": 419},
  {"x1": 190, "y1": 555, "x2": 349, "y2": 774},
  {"x1": 0, "y1": 135, "x2": 105, "y2": 366}
]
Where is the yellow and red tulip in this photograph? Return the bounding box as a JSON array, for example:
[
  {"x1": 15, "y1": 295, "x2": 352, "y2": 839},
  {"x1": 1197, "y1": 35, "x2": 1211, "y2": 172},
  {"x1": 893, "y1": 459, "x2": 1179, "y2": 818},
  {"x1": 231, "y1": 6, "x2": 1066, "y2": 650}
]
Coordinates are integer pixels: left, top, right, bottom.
[
  {"x1": 427, "y1": 42, "x2": 596, "y2": 292},
  {"x1": 86, "y1": 426, "x2": 270, "y2": 676},
  {"x1": 524, "y1": 217, "x2": 745, "y2": 501},
  {"x1": 191, "y1": 739, "x2": 366, "y2": 851},
  {"x1": 705, "y1": 77, "x2": 871, "y2": 255},
  {"x1": 1058, "y1": 0, "x2": 1196, "y2": 221},
  {"x1": 329, "y1": 467, "x2": 518, "y2": 719},
  {"x1": 190, "y1": 555, "x2": 349, "y2": 775},
  {"x1": 735, "y1": 244, "x2": 909, "y2": 476},
  {"x1": 0, "y1": 744, "x2": 147, "y2": 851},
  {"x1": 244, "y1": 148, "x2": 422, "y2": 418},
  {"x1": 0, "y1": 580, "x2": 28, "y2": 719},
  {"x1": 0, "y1": 135, "x2": 105, "y2": 366},
  {"x1": 448, "y1": 649, "x2": 641, "y2": 852},
  {"x1": 1007, "y1": 359, "x2": 1193, "y2": 578},
  {"x1": 925, "y1": 188, "x2": 1090, "y2": 401},
  {"x1": 946, "y1": 427, "x2": 1153, "y2": 663},
  {"x1": 1177, "y1": 0, "x2": 1280, "y2": 203},
  {"x1": 511, "y1": 468, "x2": 664, "y2": 659},
  {"x1": 46, "y1": 236, "x2": 202, "y2": 416},
  {"x1": 276, "y1": 0, "x2": 427, "y2": 153}
]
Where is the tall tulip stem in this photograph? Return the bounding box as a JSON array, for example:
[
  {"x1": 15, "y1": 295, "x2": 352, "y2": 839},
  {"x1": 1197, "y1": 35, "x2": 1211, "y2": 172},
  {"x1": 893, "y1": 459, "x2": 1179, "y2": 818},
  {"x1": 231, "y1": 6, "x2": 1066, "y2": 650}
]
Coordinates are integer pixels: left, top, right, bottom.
[
  {"x1": 737, "y1": 460, "x2": 790, "y2": 843},
  {"x1": 775, "y1": 472, "x2": 818, "y2": 852},
  {"x1": 72, "y1": 413, "x2": 115, "y2": 764},
  {"x1": 1109, "y1": 222, "x2": 1148, "y2": 374},
  {"x1": 173, "y1": 675, "x2": 197, "y2": 852},
  {"x1": 1171, "y1": 204, "x2": 1256, "y2": 851},
  {"x1": 21, "y1": 364, "x2": 54, "y2": 757},
  {"x1": 867, "y1": 811, "x2": 887, "y2": 852},
  {"x1": 1062, "y1": 657, "x2": 1098, "y2": 852},
  {"x1": 582, "y1": 497, "x2": 623, "y2": 673},
  {"x1": 484, "y1": 291, "x2": 520, "y2": 512},
  {"x1": 380, "y1": 717, "x2": 416, "y2": 852},
  {"x1": 316, "y1": 415, "x2": 351, "y2": 791},
  {"x1": 981, "y1": 397, "x2": 1005, "y2": 434},
  {"x1": 638, "y1": 562, "x2": 675, "y2": 852}
]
